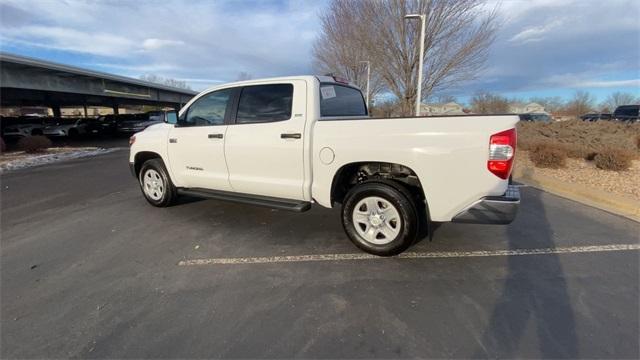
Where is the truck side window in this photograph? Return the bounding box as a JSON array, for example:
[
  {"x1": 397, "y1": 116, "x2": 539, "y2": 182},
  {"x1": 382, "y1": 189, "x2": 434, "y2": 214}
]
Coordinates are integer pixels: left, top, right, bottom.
[
  {"x1": 183, "y1": 89, "x2": 233, "y2": 127},
  {"x1": 236, "y1": 84, "x2": 293, "y2": 124},
  {"x1": 319, "y1": 84, "x2": 367, "y2": 118}
]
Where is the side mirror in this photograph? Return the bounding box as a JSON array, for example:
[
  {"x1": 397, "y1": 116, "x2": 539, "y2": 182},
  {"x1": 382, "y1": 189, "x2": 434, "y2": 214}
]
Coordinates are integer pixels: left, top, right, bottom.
[{"x1": 165, "y1": 111, "x2": 178, "y2": 125}]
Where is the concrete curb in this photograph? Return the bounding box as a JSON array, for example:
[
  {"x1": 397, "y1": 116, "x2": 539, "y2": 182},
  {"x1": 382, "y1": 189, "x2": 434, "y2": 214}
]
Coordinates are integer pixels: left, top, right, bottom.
[{"x1": 513, "y1": 166, "x2": 640, "y2": 223}]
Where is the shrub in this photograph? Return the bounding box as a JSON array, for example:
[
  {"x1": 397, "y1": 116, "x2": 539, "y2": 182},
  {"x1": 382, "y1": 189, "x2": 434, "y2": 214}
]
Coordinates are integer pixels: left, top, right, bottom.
[
  {"x1": 594, "y1": 148, "x2": 634, "y2": 171},
  {"x1": 516, "y1": 119, "x2": 640, "y2": 157},
  {"x1": 17, "y1": 135, "x2": 52, "y2": 153},
  {"x1": 563, "y1": 144, "x2": 590, "y2": 159},
  {"x1": 528, "y1": 142, "x2": 567, "y2": 169},
  {"x1": 585, "y1": 151, "x2": 598, "y2": 161}
]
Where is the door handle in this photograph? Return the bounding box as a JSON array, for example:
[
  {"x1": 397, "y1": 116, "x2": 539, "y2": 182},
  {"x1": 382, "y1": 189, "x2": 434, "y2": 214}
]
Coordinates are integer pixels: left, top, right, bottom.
[
  {"x1": 169, "y1": 138, "x2": 177, "y2": 143},
  {"x1": 208, "y1": 133, "x2": 224, "y2": 139},
  {"x1": 281, "y1": 133, "x2": 301, "y2": 139}
]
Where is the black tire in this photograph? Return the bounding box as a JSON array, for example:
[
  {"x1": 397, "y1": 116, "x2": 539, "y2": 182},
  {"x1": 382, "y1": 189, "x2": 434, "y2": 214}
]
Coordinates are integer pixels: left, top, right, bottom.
[
  {"x1": 341, "y1": 181, "x2": 419, "y2": 256},
  {"x1": 138, "y1": 158, "x2": 177, "y2": 207}
]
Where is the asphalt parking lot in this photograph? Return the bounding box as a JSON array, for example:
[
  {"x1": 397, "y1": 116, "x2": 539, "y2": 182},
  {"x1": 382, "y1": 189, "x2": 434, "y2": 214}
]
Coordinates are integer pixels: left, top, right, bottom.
[{"x1": 1, "y1": 149, "x2": 639, "y2": 358}]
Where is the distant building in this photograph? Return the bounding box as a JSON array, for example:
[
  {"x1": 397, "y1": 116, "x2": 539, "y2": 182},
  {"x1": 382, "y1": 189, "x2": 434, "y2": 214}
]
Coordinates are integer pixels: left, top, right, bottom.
[
  {"x1": 510, "y1": 102, "x2": 547, "y2": 114},
  {"x1": 420, "y1": 102, "x2": 465, "y2": 116}
]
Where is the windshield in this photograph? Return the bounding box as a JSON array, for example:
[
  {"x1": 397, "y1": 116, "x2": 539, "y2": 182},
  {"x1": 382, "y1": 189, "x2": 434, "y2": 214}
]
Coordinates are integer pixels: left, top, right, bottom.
[{"x1": 319, "y1": 83, "x2": 367, "y2": 118}]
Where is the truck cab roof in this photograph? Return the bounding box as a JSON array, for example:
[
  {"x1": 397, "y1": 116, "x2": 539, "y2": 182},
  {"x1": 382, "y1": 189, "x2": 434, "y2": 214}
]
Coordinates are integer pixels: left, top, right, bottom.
[{"x1": 200, "y1": 75, "x2": 361, "y2": 94}]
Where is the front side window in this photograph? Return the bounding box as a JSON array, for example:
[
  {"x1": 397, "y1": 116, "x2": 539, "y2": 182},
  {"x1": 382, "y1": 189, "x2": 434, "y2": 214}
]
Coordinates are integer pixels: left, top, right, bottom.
[
  {"x1": 320, "y1": 84, "x2": 367, "y2": 118},
  {"x1": 183, "y1": 89, "x2": 233, "y2": 126},
  {"x1": 236, "y1": 84, "x2": 293, "y2": 124}
]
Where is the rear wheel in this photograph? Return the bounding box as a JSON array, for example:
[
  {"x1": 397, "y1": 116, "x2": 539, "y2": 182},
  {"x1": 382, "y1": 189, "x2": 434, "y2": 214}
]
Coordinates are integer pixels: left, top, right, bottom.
[
  {"x1": 139, "y1": 159, "x2": 177, "y2": 207},
  {"x1": 341, "y1": 182, "x2": 418, "y2": 256}
]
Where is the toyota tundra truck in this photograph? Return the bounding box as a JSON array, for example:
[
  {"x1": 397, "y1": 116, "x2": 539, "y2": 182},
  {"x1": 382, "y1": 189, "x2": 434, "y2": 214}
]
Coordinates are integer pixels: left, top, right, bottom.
[{"x1": 129, "y1": 76, "x2": 520, "y2": 256}]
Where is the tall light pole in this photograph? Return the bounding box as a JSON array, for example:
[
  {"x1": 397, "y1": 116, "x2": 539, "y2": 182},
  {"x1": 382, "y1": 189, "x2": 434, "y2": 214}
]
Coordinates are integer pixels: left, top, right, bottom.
[
  {"x1": 359, "y1": 60, "x2": 370, "y2": 109},
  {"x1": 405, "y1": 13, "x2": 426, "y2": 116}
]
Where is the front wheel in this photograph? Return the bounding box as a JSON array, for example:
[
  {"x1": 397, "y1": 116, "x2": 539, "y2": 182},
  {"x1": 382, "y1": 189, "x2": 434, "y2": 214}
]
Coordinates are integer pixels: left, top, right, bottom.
[
  {"x1": 342, "y1": 182, "x2": 418, "y2": 256},
  {"x1": 138, "y1": 159, "x2": 177, "y2": 207}
]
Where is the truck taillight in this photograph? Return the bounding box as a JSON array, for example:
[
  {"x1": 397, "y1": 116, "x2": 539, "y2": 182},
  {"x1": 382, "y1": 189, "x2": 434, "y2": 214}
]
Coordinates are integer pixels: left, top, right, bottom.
[
  {"x1": 488, "y1": 128, "x2": 516, "y2": 179},
  {"x1": 129, "y1": 135, "x2": 136, "y2": 146}
]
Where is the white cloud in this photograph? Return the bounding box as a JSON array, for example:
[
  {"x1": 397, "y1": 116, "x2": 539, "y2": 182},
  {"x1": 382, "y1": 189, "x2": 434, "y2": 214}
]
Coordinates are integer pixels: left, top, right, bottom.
[
  {"x1": 0, "y1": 0, "x2": 326, "y2": 83},
  {"x1": 570, "y1": 79, "x2": 640, "y2": 89},
  {"x1": 142, "y1": 38, "x2": 184, "y2": 51},
  {"x1": 540, "y1": 68, "x2": 640, "y2": 89},
  {"x1": 509, "y1": 19, "x2": 563, "y2": 43},
  {"x1": 2, "y1": 25, "x2": 136, "y2": 57},
  {"x1": 92, "y1": 62, "x2": 179, "y2": 74},
  {"x1": 1, "y1": 0, "x2": 638, "y2": 97}
]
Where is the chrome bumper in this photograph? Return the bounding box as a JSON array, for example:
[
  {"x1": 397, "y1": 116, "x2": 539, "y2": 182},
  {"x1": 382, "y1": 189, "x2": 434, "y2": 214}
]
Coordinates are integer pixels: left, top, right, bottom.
[{"x1": 451, "y1": 185, "x2": 520, "y2": 224}]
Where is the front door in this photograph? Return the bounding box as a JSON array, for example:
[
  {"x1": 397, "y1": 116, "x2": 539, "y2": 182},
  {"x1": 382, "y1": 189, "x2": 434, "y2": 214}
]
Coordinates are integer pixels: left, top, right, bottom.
[
  {"x1": 224, "y1": 81, "x2": 307, "y2": 200},
  {"x1": 167, "y1": 88, "x2": 235, "y2": 190}
]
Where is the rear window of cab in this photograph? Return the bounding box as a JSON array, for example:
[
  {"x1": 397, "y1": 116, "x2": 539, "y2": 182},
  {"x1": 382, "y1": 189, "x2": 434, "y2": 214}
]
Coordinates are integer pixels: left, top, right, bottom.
[{"x1": 319, "y1": 84, "x2": 367, "y2": 118}]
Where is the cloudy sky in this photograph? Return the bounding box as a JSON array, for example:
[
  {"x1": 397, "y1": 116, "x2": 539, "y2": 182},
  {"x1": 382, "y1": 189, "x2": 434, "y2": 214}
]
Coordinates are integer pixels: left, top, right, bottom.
[{"x1": 1, "y1": 0, "x2": 638, "y2": 103}]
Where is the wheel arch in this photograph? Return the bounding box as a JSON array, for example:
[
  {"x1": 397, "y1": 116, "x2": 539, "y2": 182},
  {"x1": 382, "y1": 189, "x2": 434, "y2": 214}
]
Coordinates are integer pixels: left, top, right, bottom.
[
  {"x1": 134, "y1": 151, "x2": 163, "y2": 177},
  {"x1": 330, "y1": 161, "x2": 429, "y2": 214}
]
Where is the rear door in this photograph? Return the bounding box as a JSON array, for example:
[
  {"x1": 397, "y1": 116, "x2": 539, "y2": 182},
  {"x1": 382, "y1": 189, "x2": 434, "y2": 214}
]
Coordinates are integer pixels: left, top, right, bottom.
[
  {"x1": 167, "y1": 88, "x2": 236, "y2": 190},
  {"x1": 224, "y1": 81, "x2": 307, "y2": 200}
]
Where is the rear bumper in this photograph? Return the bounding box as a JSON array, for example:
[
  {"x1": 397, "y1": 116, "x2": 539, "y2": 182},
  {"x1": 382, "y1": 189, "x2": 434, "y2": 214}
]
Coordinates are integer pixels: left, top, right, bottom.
[{"x1": 451, "y1": 185, "x2": 520, "y2": 224}]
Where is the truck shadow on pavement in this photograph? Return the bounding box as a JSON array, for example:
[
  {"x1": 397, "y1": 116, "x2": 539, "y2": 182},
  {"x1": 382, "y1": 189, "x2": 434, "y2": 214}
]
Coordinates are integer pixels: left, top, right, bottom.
[{"x1": 474, "y1": 189, "x2": 579, "y2": 358}]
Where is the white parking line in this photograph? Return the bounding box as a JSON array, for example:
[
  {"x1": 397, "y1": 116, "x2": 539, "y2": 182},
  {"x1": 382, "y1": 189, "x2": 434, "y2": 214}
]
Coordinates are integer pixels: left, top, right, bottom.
[{"x1": 178, "y1": 243, "x2": 640, "y2": 266}]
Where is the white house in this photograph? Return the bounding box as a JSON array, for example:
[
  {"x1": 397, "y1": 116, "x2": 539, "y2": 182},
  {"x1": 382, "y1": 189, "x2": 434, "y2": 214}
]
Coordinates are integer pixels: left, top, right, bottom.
[
  {"x1": 509, "y1": 102, "x2": 547, "y2": 114},
  {"x1": 420, "y1": 102, "x2": 465, "y2": 116}
]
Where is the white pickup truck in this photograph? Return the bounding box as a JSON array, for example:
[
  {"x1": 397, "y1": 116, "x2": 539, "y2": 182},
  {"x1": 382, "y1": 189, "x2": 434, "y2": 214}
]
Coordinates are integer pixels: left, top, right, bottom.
[{"x1": 129, "y1": 76, "x2": 519, "y2": 256}]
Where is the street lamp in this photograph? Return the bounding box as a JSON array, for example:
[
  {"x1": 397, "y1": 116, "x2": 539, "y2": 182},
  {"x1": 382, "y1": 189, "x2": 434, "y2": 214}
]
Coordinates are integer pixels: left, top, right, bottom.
[
  {"x1": 405, "y1": 13, "x2": 426, "y2": 116},
  {"x1": 358, "y1": 60, "x2": 370, "y2": 110}
]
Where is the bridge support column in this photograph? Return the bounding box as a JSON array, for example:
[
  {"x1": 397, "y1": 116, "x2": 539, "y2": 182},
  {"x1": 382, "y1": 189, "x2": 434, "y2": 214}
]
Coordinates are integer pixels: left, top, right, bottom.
[{"x1": 51, "y1": 105, "x2": 61, "y2": 118}]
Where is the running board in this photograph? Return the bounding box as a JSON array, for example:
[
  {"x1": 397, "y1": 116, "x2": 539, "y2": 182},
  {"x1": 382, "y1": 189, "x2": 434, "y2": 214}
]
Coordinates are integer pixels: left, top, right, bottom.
[{"x1": 177, "y1": 188, "x2": 312, "y2": 212}]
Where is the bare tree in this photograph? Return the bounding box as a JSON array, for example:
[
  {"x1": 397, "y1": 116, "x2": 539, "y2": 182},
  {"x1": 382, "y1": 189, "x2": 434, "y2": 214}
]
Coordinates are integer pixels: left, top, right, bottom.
[
  {"x1": 564, "y1": 91, "x2": 595, "y2": 117},
  {"x1": 600, "y1": 91, "x2": 639, "y2": 112},
  {"x1": 313, "y1": 3, "x2": 385, "y2": 100},
  {"x1": 434, "y1": 94, "x2": 457, "y2": 104},
  {"x1": 163, "y1": 78, "x2": 191, "y2": 90},
  {"x1": 470, "y1": 91, "x2": 509, "y2": 114},
  {"x1": 235, "y1": 72, "x2": 253, "y2": 81},
  {"x1": 314, "y1": 0, "x2": 498, "y2": 116},
  {"x1": 370, "y1": 99, "x2": 402, "y2": 117},
  {"x1": 139, "y1": 74, "x2": 191, "y2": 90}
]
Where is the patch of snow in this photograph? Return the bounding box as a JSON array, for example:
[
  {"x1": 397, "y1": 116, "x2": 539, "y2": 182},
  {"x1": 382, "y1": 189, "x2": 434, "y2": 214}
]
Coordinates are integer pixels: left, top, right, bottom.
[{"x1": 0, "y1": 148, "x2": 120, "y2": 172}]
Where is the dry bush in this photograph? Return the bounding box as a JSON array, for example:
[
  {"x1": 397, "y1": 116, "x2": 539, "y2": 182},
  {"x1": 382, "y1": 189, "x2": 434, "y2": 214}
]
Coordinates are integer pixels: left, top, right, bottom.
[
  {"x1": 517, "y1": 120, "x2": 640, "y2": 160},
  {"x1": 585, "y1": 151, "x2": 598, "y2": 161},
  {"x1": 563, "y1": 144, "x2": 590, "y2": 159},
  {"x1": 594, "y1": 148, "x2": 634, "y2": 171},
  {"x1": 17, "y1": 135, "x2": 52, "y2": 153},
  {"x1": 528, "y1": 142, "x2": 567, "y2": 169}
]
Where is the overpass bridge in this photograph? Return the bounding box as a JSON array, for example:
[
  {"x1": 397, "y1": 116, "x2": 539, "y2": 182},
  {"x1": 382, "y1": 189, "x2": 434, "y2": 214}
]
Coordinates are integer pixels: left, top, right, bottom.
[{"x1": 0, "y1": 53, "x2": 197, "y2": 117}]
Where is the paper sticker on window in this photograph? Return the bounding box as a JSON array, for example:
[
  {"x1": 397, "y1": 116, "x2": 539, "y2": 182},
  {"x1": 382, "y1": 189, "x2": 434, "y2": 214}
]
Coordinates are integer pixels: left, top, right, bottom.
[{"x1": 321, "y1": 86, "x2": 336, "y2": 99}]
